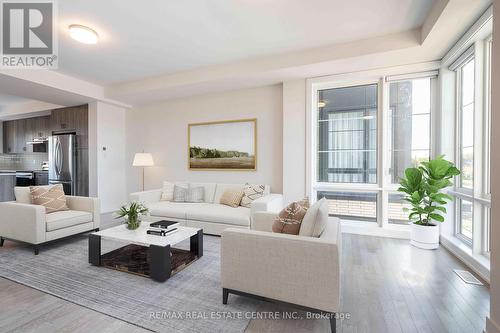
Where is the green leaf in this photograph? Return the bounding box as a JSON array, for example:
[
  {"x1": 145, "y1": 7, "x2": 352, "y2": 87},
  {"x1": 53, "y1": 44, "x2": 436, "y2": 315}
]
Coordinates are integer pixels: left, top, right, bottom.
[
  {"x1": 433, "y1": 206, "x2": 447, "y2": 213},
  {"x1": 429, "y1": 213, "x2": 445, "y2": 222}
]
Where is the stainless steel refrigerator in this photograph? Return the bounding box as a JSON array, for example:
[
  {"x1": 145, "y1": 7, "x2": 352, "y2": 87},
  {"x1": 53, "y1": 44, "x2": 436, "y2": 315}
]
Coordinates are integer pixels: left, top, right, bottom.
[{"x1": 49, "y1": 134, "x2": 76, "y2": 195}]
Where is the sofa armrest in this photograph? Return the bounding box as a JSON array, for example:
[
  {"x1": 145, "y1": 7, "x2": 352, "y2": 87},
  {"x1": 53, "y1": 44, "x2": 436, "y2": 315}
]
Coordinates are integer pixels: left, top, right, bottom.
[
  {"x1": 129, "y1": 189, "x2": 162, "y2": 204},
  {"x1": 66, "y1": 196, "x2": 100, "y2": 229},
  {"x1": 221, "y1": 228, "x2": 340, "y2": 313},
  {"x1": 250, "y1": 194, "x2": 283, "y2": 215},
  {"x1": 0, "y1": 202, "x2": 46, "y2": 244},
  {"x1": 251, "y1": 211, "x2": 277, "y2": 232}
]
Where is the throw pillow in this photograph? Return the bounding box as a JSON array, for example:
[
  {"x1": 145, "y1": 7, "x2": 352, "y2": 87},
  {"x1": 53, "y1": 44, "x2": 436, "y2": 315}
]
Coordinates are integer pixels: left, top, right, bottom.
[
  {"x1": 299, "y1": 198, "x2": 328, "y2": 237},
  {"x1": 186, "y1": 186, "x2": 205, "y2": 203},
  {"x1": 219, "y1": 188, "x2": 244, "y2": 208},
  {"x1": 30, "y1": 184, "x2": 69, "y2": 214},
  {"x1": 272, "y1": 198, "x2": 309, "y2": 235},
  {"x1": 160, "y1": 181, "x2": 175, "y2": 201},
  {"x1": 173, "y1": 184, "x2": 189, "y2": 202},
  {"x1": 240, "y1": 183, "x2": 265, "y2": 208}
]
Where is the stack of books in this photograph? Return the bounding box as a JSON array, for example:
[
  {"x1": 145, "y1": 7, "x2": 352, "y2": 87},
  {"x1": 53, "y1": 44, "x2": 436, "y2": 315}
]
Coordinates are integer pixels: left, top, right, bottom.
[{"x1": 147, "y1": 220, "x2": 180, "y2": 236}]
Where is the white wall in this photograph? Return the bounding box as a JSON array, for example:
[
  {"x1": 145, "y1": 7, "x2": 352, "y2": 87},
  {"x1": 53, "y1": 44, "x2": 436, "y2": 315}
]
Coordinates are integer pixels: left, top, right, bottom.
[
  {"x1": 282, "y1": 79, "x2": 306, "y2": 203},
  {"x1": 487, "y1": 2, "x2": 500, "y2": 332},
  {"x1": 126, "y1": 85, "x2": 283, "y2": 194},
  {"x1": 88, "y1": 101, "x2": 127, "y2": 213}
]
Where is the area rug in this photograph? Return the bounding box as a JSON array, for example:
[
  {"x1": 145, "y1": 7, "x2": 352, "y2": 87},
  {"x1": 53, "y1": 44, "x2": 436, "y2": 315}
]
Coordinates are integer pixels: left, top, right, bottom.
[{"x1": 0, "y1": 233, "x2": 262, "y2": 332}]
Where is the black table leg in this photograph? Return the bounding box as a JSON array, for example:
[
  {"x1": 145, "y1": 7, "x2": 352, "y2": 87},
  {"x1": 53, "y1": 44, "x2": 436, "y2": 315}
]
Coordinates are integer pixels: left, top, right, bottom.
[
  {"x1": 190, "y1": 229, "x2": 203, "y2": 258},
  {"x1": 150, "y1": 244, "x2": 171, "y2": 282},
  {"x1": 89, "y1": 234, "x2": 101, "y2": 265}
]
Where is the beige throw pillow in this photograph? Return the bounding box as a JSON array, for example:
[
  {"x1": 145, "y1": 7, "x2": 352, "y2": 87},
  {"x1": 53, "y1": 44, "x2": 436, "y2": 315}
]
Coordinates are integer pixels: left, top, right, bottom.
[
  {"x1": 272, "y1": 198, "x2": 309, "y2": 235},
  {"x1": 30, "y1": 184, "x2": 69, "y2": 214},
  {"x1": 299, "y1": 198, "x2": 328, "y2": 237},
  {"x1": 220, "y1": 188, "x2": 244, "y2": 208}
]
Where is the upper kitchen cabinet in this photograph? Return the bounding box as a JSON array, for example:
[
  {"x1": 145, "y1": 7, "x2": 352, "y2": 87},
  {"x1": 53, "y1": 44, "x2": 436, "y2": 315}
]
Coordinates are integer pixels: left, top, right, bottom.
[
  {"x1": 3, "y1": 120, "x2": 17, "y2": 153},
  {"x1": 51, "y1": 105, "x2": 88, "y2": 133},
  {"x1": 3, "y1": 116, "x2": 51, "y2": 154},
  {"x1": 51, "y1": 105, "x2": 88, "y2": 149}
]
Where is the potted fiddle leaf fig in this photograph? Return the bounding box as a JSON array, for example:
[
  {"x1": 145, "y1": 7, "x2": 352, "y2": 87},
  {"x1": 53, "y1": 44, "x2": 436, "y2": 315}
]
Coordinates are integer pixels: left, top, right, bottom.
[{"x1": 398, "y1": 156, "x2": 460, "y2": 249}]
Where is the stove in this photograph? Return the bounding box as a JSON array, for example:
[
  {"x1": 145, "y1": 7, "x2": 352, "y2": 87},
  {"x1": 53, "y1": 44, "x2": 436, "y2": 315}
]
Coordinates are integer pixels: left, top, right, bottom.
[{"x1": 15, "y1": 171, "x2": 34, "y2": 186}]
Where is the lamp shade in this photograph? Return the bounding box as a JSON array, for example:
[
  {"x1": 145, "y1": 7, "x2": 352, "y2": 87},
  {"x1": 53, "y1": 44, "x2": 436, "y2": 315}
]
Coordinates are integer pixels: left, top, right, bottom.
[{"x1": 133, "y1": 153, "x2": 154, "y2": 167}]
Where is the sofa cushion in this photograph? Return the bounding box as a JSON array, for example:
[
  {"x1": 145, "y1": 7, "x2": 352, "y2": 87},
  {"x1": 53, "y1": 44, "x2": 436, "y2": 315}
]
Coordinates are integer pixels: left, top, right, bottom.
[
  {"x1": 46, "y1": 210, "x2": 93, "y2": 232},
  {"x1": 30, "y1": 184, "x2": 69, "y2": 214},
  {"x1": 214, "y1": 183, "x2": 245, "y2": 203},
  {"x1": 173, "y1": 184, "x2": 189, "y2": 202},
  {"x1": 299, "y1": 198, "x2": 329, "y2": 237},
  {"x1": 185, "y1": 186, "x2": 205, "y2": 203},
  {"x1": 186, "y1": 204, "x2": 250, "y2": 226},
  {"x1": 15, "y1": 186, "x2": 51, "y2": 204},
  {"x1": 188, "y1": 182, "x2": 216, "y2": 203},
  {"x1": 160, "y1": 181, "x2": 175, "y2": 201},
  {"x1": 220, "y1": 188, "x2": 244, "y2": 208},
  {"x1": 272, "y1": 198, "x2": 309, "y2": 235},
  {"x1": 240, "y1": 184, "x2": 266, "y2": 208},
  {"x1": 147, "y1": 202, "x2": 210, "y2": 219}
]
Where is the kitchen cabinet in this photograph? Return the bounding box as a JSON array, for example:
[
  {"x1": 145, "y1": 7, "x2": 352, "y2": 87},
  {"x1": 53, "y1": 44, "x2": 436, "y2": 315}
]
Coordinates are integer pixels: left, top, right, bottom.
[
  {"x1": 0, "y1": 174, "x2": 15, "y2": 202},
  {"x1": 51, "y1": 105, "x2": 87, "y2": 136},
  {"x1": 2, "y1": 116, "x2": 51, "y2": 154},
  {"x1": 34, "y1": 171, "x2": 49, "y2": 186},
  {"x1": 3, "y1": 120, "x2": 16, "y2": 153}
]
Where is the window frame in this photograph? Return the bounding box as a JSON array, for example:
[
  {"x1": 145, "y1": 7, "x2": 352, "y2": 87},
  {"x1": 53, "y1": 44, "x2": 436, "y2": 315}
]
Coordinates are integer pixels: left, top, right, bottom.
[
  {"x1": 450, "y1": 36, "x2": 492, "y2": 253},
  {"x1": 308, "y1": 72, "x2": 437, "y2": 229}
]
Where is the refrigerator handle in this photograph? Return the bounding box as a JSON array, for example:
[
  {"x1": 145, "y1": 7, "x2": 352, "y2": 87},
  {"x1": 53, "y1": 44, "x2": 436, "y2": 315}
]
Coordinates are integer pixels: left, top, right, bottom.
[
  {"x1": 54, "y1": 137, "x2": 62, "y2": 176},
  {"x1": 57, "y1": 138, "x2": 63, "y2": 175}
]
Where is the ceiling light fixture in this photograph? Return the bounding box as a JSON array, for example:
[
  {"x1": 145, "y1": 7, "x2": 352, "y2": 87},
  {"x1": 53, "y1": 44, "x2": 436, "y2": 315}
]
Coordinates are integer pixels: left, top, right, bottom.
[{"x1": 69, "y1": 24, "x2": 99, "y2": 44}]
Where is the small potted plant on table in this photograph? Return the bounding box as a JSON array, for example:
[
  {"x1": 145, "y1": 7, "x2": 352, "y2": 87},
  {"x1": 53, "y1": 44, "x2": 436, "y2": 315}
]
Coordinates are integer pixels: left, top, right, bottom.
[
  {"x1": 116, "y1": 201, "x2": 149, "y2": 230},
  {"x1": 398, "y1": 156, "x2": 460, "y2": 249}
]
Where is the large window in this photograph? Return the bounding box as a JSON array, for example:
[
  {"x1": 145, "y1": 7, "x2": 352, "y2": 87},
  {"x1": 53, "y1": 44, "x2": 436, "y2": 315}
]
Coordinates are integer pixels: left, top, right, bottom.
[
  {"x1": 388, "y1": 78, "x2": 431, "y2": 183},
  {"x1": 451, "y1": 37, "x2": 491, "y2": 252},
  {"x1": 317, "y1": 84, "x2": 377, "y2": 184},
  {"x1": 457, "y1": 58, "x2": 475, "y2": 190},
  {"x1": 313, "y1": 75, "x2": 434, "y2": 225}
]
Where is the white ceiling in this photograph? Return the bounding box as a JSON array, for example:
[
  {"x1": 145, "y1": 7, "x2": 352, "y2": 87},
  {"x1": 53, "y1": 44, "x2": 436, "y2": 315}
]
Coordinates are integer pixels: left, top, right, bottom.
[
  {"x1": 56, "y1": 0, "x2": 436, "y2": 84},
  {"x1": 0, "y1": 93, "x2": 32, "y2": 106}
]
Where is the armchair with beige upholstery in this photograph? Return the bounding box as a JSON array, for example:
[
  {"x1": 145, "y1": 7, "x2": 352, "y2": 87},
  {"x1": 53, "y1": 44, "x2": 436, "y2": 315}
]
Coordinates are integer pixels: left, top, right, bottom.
[
  {"x1": 221, "y1": 198, "x2": 341, "y2": 332},
  {"x1": 0, "y1": 187, "x2": 100, "y2": 255}
]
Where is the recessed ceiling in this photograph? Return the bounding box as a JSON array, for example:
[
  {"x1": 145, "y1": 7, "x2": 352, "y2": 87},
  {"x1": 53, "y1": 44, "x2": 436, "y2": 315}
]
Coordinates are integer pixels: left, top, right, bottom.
[{"x1": 55, "y1": 0, "x2": 436, "y2": 85}]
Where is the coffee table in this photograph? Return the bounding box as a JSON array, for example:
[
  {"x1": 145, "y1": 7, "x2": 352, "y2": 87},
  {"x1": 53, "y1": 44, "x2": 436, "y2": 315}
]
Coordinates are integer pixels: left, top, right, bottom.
[{"x1": 88, "y1": 217, "x2": 203, "y2": 282}]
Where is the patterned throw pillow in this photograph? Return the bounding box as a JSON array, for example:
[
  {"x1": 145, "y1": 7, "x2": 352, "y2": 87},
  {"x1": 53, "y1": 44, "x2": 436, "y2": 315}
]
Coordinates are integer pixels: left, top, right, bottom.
[
  {"x1": 220, "y1": 188, "x2": 244, "y2": 208},
  {"x1": 160, "y1": 181, "x2": 175, "y2": 201},
  {"x1": 30, "y1": 184, "x2": 69, "y2": 214},
  {"x1": 272, "y1": 198, "x2": 310, "y2": 235},
  {"x1": 186, "y1": 186, "x2": 205, "y2": 203},
  {"x1": 240, "y1": 184, "x2": 265, "y2": 208},
  {"x1": 173, "y1": 184, "x2": 189, "y2": 202}
]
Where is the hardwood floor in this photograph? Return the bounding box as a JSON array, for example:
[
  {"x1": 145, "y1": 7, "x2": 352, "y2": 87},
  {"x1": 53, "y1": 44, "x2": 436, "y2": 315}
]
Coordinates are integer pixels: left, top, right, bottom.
[{"x1": 0, "y1": 232, "x2": 489, "y2": 333}]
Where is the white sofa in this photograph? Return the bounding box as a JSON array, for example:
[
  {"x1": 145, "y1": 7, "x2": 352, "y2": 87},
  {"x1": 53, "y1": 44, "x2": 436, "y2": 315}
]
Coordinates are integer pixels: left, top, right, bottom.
[
  {"x1": 0, "y1": 187, "x2": 100, "y2": 255},
  {"x1": 129, "y1": 182, "x2": 283, "y2": 235},
  {"x1": 221, "y1": 199, "x2": 341, "y2": 332}
]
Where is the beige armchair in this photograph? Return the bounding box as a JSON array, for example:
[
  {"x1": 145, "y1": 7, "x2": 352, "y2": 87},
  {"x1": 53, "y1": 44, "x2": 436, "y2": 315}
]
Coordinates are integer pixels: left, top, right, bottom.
[
  {"x1": 221, "y1": 201, "x2": 341, "y2": 333},
  {"x1": 0, "y1": 187, "x2": 100, "y2": 255}
]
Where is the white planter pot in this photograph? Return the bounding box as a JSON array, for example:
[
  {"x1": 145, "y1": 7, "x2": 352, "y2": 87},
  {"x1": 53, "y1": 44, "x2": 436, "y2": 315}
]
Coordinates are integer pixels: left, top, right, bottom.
[{"x1": 410, "y1": 223, "x2": 439, "y2": 250}]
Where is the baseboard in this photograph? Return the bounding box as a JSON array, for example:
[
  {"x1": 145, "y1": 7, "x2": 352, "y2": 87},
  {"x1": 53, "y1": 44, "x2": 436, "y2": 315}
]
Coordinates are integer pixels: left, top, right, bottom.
[
  {"x1": 486, "y1": 317, "x2": 500, "y2": 333},
  {"x1": 440, "y1": 234, "x2": 490, "y2": 284}
]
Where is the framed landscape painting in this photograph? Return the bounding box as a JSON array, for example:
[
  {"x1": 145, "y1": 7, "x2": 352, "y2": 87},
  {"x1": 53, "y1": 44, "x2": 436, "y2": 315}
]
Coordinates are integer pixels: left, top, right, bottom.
[{"x1": 188, "y1": 119, "x2": 257, "y2": 170}]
